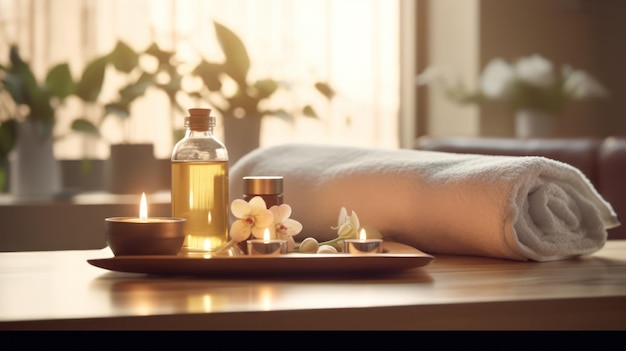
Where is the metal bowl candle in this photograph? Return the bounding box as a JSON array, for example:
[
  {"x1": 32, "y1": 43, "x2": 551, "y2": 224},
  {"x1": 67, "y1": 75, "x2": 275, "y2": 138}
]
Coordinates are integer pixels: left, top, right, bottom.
[
  {"x1": 247, "y1": 228, "x2": 287, "y2": 256},
  {"x1": 106, "y1": 193, "x2": 186, "y2": 256},
  {"x1": 343, "y1": 228, "x2": 383, "y2": 254}
]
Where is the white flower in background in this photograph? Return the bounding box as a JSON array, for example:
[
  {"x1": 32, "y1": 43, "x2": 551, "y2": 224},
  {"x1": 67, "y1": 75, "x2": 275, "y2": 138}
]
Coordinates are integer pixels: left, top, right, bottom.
[
  {"x1": 514, "y1": 54, "x2": 556, "y2": 89},
  {"x1": 480, "y1": 58, "x2": 515, "y2": 100},
  {"x1": 416, "y1": 53, "x2": 608, "y2": 113},
  {"x1": 562, "y1": 65, "x2": 609, "y2": 100}
]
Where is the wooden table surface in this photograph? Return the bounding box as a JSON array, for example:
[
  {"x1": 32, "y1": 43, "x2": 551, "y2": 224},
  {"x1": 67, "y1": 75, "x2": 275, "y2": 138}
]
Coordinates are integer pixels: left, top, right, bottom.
[{"x1": 1, "y1": 240, "x2": 625, "y2": 330}]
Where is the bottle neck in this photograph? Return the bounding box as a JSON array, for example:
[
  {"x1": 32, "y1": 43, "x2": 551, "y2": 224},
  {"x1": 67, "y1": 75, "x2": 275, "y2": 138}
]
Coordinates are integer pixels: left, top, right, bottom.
[
  {"x1": 184, "y1": 117, "x2": 214, "y2": 137},
  {"x1": 186, "y1": 129, "x2": 213, "y2": 138}
]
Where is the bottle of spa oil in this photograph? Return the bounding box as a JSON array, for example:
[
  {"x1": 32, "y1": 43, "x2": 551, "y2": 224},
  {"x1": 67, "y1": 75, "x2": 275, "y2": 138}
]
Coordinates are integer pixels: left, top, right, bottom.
[{"x1": 171, "y1": 108, "x2": 229, "y2": 255}]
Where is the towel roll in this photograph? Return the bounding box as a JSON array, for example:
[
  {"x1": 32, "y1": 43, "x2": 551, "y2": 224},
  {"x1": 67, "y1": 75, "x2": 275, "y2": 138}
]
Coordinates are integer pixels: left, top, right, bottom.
[{"x1": 229, "y1": 144, "x2": 620, "y2": 261}]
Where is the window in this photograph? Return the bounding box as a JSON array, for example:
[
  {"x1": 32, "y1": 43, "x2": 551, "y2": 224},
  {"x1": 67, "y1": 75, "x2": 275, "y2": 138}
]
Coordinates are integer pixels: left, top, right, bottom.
[{"x1": 1, "y1": 0, "x2": 402, "y2": 160}]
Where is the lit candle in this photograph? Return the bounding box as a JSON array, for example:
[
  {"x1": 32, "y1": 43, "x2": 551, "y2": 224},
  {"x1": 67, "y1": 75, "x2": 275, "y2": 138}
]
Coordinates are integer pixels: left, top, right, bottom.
[
  {"x1": 343, "y1": 228, "x2": 383, "y2": 254},
  {"x1": 105, "y1": 192, "x2": 186, "y2": 256},
  {"x1": 246, "y1": 228, "x2": 287, "y2": 256}
]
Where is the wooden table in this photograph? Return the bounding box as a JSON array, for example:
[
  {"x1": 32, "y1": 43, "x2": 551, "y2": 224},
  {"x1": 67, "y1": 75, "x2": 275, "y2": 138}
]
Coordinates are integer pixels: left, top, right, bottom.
[{"x1": 1, "y1": 241, "x2": 625, "y2": 330}]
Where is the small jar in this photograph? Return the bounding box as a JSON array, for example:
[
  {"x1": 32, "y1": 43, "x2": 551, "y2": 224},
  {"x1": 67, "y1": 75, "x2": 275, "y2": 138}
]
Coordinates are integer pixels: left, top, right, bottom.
[
  {"x1": 242, "y1": 176, "x2": 284, "y2": 208},
  {"x1": 239, "y1": 176, "x2": 284, "y2": 254}
]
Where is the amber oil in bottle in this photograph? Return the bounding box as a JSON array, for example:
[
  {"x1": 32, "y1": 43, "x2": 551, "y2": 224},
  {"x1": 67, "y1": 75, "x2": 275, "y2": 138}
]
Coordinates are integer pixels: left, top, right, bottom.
[{"x1": 171, "y1": 108, "x2": 229, "y2": 255}]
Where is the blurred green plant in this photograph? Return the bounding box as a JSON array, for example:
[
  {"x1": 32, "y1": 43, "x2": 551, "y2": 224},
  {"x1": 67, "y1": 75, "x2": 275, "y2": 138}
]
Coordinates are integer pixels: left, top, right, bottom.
[
  {"x1": 1, "y1": 20, "x2": 338, "y2": 191},
  {"x1": 70, "y1": 40, "x2": 188, "y2": 142},
  {"x1": 0, "y1": 45, "x2": 108, "y2": 191},
  {"x1": 191, "y1": 21, "x2": 335, "y2": 124}
]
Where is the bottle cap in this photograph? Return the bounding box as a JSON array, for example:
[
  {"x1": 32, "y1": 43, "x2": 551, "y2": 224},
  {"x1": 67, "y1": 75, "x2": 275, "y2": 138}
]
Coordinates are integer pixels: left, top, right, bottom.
[
  {"x1": 187, "y1": 108, "x2": 215, "y2": 130},
  {"x1": 243, "y1": 176, "x2": 283, "y2": 195}
]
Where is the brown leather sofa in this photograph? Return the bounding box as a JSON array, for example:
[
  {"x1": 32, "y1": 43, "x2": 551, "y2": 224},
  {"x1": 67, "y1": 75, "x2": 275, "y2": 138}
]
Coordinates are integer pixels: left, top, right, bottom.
[{"x1": 415, "y1": 136, "x2": 626, "y2": 240}]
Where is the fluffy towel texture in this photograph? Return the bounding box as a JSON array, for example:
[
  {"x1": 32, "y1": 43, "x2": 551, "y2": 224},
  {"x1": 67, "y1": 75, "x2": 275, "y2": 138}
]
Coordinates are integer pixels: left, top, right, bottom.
[{"x1": 230, "y1": 144, "x2": 620, "y2": 261}]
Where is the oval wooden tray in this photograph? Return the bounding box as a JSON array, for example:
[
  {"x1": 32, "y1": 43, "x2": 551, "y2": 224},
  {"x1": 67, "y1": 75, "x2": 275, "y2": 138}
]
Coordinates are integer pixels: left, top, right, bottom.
[{"x1": 87, "y1": 241, "x2": 433, "y2": 277}]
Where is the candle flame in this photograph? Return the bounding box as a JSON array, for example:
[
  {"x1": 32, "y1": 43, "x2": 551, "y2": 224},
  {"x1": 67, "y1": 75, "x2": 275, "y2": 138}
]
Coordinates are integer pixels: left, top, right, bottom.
[
  {"x1": 139, "y1": 192, "x2": 148, "y2": 220},
  {"x1": 359, "y1": 228, "x2": 367, "y2": 241},
  {"x1": 263, "y1": 228, "x2": 271, "y2": 241},
  {"x1": 207, "y1": 211, "x2": 212, "y2": 224}
]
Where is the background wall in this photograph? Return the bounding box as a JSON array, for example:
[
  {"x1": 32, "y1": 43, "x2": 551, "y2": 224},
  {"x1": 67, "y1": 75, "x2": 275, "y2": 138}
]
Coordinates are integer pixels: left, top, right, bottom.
[{"x1": 420, "y1": 0, "x2": 626, "y2": 139}]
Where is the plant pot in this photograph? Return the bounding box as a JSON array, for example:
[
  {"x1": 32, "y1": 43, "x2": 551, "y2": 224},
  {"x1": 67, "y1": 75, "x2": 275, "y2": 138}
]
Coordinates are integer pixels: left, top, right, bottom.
[
  {"x1": 9, "y1": 120, "x2": 62, "y2": 198},
  {"x1": 222, "y1": 115, "x2": 262, "y2": 166},
  {"x1": 105, "y1": 143, "x2": 158, "y2": 194},
  {"x1": 515, "y1": 110, "x2": 555, "y2": 139}
]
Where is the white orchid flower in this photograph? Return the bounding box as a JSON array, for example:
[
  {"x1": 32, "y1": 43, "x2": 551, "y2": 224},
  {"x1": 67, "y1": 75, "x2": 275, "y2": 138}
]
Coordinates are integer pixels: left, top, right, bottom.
[
  {"x1": 296, "y1": 207, "x2": 384, "y2": 254},
  {"x1": 333, "y1": 207, "x2": 360, "y2": 239},
  {"x1": 229, "y1": 196, "x2": 274, "y2": 242},
  {"x1": 269, "y1": 203, "x2": 303, "y2": 251}
]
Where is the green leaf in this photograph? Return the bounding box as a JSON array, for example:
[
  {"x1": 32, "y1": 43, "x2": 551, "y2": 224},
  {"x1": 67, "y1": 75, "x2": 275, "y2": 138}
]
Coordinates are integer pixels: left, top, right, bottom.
[
  {"x1": 172, "y1": 128, "x2": 185, "y2": 143},
  {"x1": 267, "y1": 109, "x2": 295, "y2": 123},
  {"x1": 4, "y1": 46, "x2": 40, "y2": 106},
  {"x1": 213, "y1": 21, "x2": 250, "y2": 87},
  {"x1": 71, "y1": 118, "x2": 100, "y2": 137},
  {"x1": 193, "y1": 60, "x2": 223, "y2": 92},
  {"x1": 104, "y1": 102, "x2": 130, "y2": 120},
  {"x1": 315, "y1": 82, "x2": 335, "y2": 100},
  {"x1": 0, "y1": 119, "x2": 17, "y2": 159},
  {"x1": 302, "y1": 105, "x2": 318, "y2": 118},
  {"x1": 144, "y1": 42, "x2": 174, "y2": 67},
  {"x1": 253, "y1": 79, "x2": 279, "y2": 100},
  {"x1": 0, "y1": 167, "x2": 6, "y2": 192},
  {"x1": 109, "y1": 40, "x2": 139, "y2": 73},
  {"x1": 45, "y1": 63, "x2": 75, "y2": 100},
  {"x1": 118, "y1": 72, "x2": 155, "y2": 105},
  {"x1": 75, "y1": 56, "x2": 108, "y2": 102}
]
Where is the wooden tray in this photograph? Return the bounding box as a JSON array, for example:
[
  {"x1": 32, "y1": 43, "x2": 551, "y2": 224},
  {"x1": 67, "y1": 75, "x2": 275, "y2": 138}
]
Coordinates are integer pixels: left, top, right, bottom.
[{"x1": 87, "y1": 241, "x2": 433, "y2": 277}]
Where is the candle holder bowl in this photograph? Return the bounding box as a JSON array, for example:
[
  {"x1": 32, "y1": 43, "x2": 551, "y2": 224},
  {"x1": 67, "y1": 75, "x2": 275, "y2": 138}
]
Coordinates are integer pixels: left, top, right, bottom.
[{"x1": 105, "y1": 217, "x2": 186, "y2": 256}]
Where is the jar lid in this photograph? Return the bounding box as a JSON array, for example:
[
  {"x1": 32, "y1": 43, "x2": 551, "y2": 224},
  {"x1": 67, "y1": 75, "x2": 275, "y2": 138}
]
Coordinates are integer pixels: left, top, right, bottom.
[{"x1": 243, "y1": 176, "x2": 283, "y2": 195}]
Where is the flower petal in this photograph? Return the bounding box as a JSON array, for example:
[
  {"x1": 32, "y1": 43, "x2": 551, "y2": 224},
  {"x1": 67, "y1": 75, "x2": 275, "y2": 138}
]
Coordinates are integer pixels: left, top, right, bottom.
[
  {"x1": 248, "y1": 196, "x2": 268, "y2": 209},
  {"x1": 337, "y1": 207, "x2": 348, "y2": 226},
  {"x1": 251, "y1": 226, "x2": 269, "y2": 239},
  {"x1": 281, "y1": 218, "x2": 303, "y2": 236},
  {"x1": 255, "y1": 208, "x2": 275, "y2": 228},
  {"x1": 229, "y1": 220, "x2": 251, "y2": 242},
  {"x1": 231, "y1": 199, "x2": 252, "y2": 219},
  {"x1": 270, "y1": 204, "x2": 291, "y2": 223}
]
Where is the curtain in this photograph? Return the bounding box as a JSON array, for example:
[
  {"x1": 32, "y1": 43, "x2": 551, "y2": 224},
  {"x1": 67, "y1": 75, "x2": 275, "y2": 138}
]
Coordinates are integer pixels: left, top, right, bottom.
[{"x1": 0, "y1": 0, "x2": 400, "y2": 159}]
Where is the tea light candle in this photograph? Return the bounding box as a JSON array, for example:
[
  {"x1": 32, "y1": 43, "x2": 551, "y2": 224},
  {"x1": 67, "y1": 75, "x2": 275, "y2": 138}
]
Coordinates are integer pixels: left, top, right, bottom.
[
  {"x1": 343, "y1": 228, "x2": 383, "y2": 254},
  {"x1": 105, "y1": 192, "x2": 186, "y2": 256},
  {"x1": 247, "y1": 228, "x2": 287, "y2": 256}
]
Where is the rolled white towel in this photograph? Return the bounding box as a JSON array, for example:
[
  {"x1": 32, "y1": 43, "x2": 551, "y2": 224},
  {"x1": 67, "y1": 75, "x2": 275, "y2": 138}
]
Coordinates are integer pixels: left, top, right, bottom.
[{"x1": 229, "y1": 144, "x2": 620, "y2": 261}]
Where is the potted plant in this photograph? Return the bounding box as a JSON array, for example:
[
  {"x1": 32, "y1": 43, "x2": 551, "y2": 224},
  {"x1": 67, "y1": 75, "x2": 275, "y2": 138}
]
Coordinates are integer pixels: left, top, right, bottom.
[
  {"x1": 70, "y1": 40, "x2": 190, "y2": 194},
  {"x1": 416, "y1": 53, "x2": 609, "y2": 138},
  {"x1": 0, "y1": 45, "x2": 107, "y2": 196},
  {"x1": 189, "y1": 21, "x2": 336, "y2": 163}
]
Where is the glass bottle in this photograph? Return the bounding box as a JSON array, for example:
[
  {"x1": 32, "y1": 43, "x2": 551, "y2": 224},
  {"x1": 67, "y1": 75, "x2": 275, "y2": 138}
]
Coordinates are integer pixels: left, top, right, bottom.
[{"x1": 171, "y1": 108, "x2": 229, "y2": 255}]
